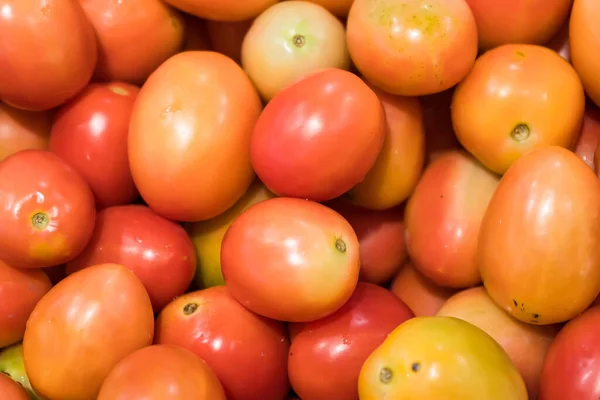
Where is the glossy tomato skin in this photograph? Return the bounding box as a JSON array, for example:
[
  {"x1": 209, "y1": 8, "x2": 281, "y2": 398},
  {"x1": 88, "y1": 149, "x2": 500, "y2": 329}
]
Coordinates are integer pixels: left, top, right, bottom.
[
  {"x1": 288, "y1": 283, "x2": 414, "y2": 400},
  {"x1": 129, "y1": 51, "x2": 262, "y2": 222},
  {"x1": 346, "y1": 0, "x2": 478, "y2": 96},
  {"x1": 0, "y1": 0, "x2": 97, "y2": 111},
  {"x1": 0, "y1": 261, "x2": 52, "y2": 348},
  {"x1": 571, "y1": 0, "x2": 600, "y2": 108},
  {"x1": 80, "y1": 0, "x2": 185, "y2": 84},
  {"x1": 0, "y1": 103, "x2": 52, "y2": 161},
  {"x1": 164, "y1": 0, "x2": 277, "y2": 21},
  {"x1": 23, "y1": 263, "x2": 154, "y2": 400},
  {"x1": 65, "y1": 205, "x2": 196, "y2": 312},
  {"x1": 251, "y1": 69, "x2": 386, "y2": 202},
  {"x1": 575, "y1": 105, "x2": 600, "y2": 171},
  {"x1": 155, "y1": 286, "x2": 290, "y2": 400},
  {"x1": 221, "y1": 197, "x2": 360, "y2": 322},
  {"x1": 50, "y1": 82, "x2": 140, "y2": 209},
  {"x1": 0, "y1": 150, "x2": 96, "y2": 268},
  {"x1": 478, "y1": 146, "x2": 600, "y2": 324},
  {"x1": 0, "y1": 373, "x2": 29, "y2": 400},
  {"x1": 97, "y1": 345, "x2": 226, "y2": 400}
]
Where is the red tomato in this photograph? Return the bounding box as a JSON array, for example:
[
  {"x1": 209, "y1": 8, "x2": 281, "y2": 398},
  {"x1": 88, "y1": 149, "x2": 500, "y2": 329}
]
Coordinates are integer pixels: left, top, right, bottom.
[
  {"x1": 49, "y1": 82, "x2": 140, "y2": 208},
  {"x1": 65, "y1": 205, "x2": 196, "y2": 312},
  {"x1": 80, "y1": 0, "x2": 185, "y2": 84},
  {"x1": 164, "y1": 0, "x2": 277, "y2": 21},
  {"x1": 221, "y1": 197, "x2": 360, "y2": 322},
  {"x1": 0, "y1": 150, "x2": 96, "y2": 268},
  {"x1": 23, "y1": 263, "x2": 154, "y2": 400},
  {"x1": 181, "y1": 14, "x2": 212, "y2": 51},
  {"x1": 0, "y1": 0, "x2": 97, "y2": 111},
  {"x1": 419, "y1": 89, "x2": 461, "y2": 163},
  {"x1": 575, "y1": 105, "x2": 600, "y2": 171},
  {"x1": 129, "y1": 51, "x2": 262, "y2": 222},
  {"x1": 288, "y1": 282, "x2": 414, "y2": 400},
  {"x1": 0, "y1": 102, "x2": 52, "y2": 161},
  {"x1": 0, "y1": 261, "x2": 52, "y2": 348},
  {"x1": 97, "y1": 345, "x2": 226, "y2": 400},
  {"x1": 155, "y1": 286, "x2": 290, "y2": 400},
  {"x1": 207, "y1": 19, "x2": 252, "y2": 64},
  {"x1": 346, "y1": 0, "x2": 478, "y2": 96},
  {"x1": 0, "y1": 373, "x2": 29, "y2": 400},
  {"x1": 251, "y1": 69, "x2": 385, "y2": 201},
  {"x1": 571, "y1": 0, "x2": 600, "y2": 108},
  {"x1": 305, "y1": 0, "x2": 355, "y2": 17}
]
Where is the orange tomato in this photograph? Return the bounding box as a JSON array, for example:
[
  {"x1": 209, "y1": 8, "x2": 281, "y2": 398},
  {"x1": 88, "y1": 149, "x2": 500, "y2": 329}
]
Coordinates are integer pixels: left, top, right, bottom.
[
  {"x1": 478, "y1": 146, "x2": 600, "y2": 324},
  {"x1": 452, "y1": 44, "x2": 585, "y2": 174},
  {"x1": 163, "y1": 0, "x2": 277, "y2": 21},
  {"x1": 0, "y1": 373, "x2": 29, "y2": 400},
  {"x1": 0, "y1": 102, "x2": 52, "y2": 161},
  {"x1": 574, "y1": 105, "x2": 600, "y2": 171},
  {"x1": 305, "y1": 0, "x2": 355, "y2": 17},
  {"x1": 571, "y1": 0, "x2": 600, "y2": 108},
  {"x1": 207, "y1": 19, "x2": 252, "y2": 64},
  {"x1": 128, "y1": 51, "x2": 262, "y2": 222}
]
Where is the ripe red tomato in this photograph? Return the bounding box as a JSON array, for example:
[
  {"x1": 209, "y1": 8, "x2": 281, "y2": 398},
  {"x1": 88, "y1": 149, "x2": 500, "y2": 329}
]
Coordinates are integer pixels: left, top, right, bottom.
[
  {"x1": 97, "y1": 345, "x2": 227, "y2": 400},
  {"x1": 288, "y1": 283, "x2": 414, "y2": 400},
  {"x1": 23, "y1": 263, "x2": 154, "y2": 400},
  {"x1": 221, "y1": 197, "x2": 360, "y2": 322},
  {"x1": 0, "y1": 150, "x2": 96, "y2": 268},
  {"x1": 346, "y1": 0, "x2": 478, "y2": 96},
  {"x1": 0, "y1": 261, "x2": 52, "y2": 348},
  {"x1": 571, "y1": 0, "x2": 600, "y2": 108},
  {"x1": 0, "y1": 103, "x2": 52, "y2": 161},
  {"x1": 574, "y1": 105, "x2": 600, "y2": 171},
  {"x1": 79, "y1": 0, "x2": 185, "y2": 84},
  {"x1": 0, "y1": 373, "x2": 29, "y2": 400},
  {"x1": 207, "y1": 19, "x2": 253, "y2": 64},
  {"x1": 0, "y1": 0, "x2": 97, "y2": 111},
  {"x1": 128, "y1": 51, "x2": 262, "y2": 222},
  {"x1": 66, "y1": 205, "x2": 196, "y2": 312},
  {"x1": 49, "y1": 82, "x2": 140, "y2": 209},
  {"x1": 155, "y1": 286, "x2": 290, "y2": 400},
  {"x1": 251, "y1": 69, "x2": 385, "y2": 202},
  {"x1": 164, "y1": 0, "x2": 277, "y2": 21}
]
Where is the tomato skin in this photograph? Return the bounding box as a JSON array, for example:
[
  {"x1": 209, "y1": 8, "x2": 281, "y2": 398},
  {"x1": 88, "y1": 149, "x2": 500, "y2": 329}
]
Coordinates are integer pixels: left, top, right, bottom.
[
  {"x1": 251, "y1": 69, "x2": 385, "y2": 202},
  {"x1": 0, "y1": 103, "x2": 52, "y2": 161},
  {"x1": 23, "y1": 263, "x2": 154, "y2": 400},
  {"x1": 97, "y1": 345, "x2": 226, "y2": 400},
  {"x1": 0, "y1": 373, "x2": 29, "y2": 400},
  {"x1": 221, "y1": 197, "x2": 360, "y2": 322},
  {"x1": 155, "y1": 286, "x2": 290, "y2": 400},
  {"x1": 0, "y1": 150, "x2": 96, "y2": 268},
  {"x1": 571, "y1": 0, "x2": 600, "y2": 108},
  {"x1": 65, "y1": 205, "x2": 196, "y2": 312},
  {"x1": 49, "y1": 82, "x2": 140, "y2": 209},
  {"x1": 207, "y1": 19, "x2": 252, "y2": 64},
  {"x1": 478, "y1": 146, "x2": 600, "y2": 324},
  {"x1": 0, "y1": 0, "x2": 97, "y2": 111},
  {"x1": 574, "y1": 106, "x2": 600, "y2": 171},
  {"x1": 164, "y1": 0, "x2": 277, "y2": 21},
  {"x1": 288, "y1": 283, "x2": 414, "y2": 400},
  {"x1": 129, "y1": 51, "x2": 262, "y2": 222}
]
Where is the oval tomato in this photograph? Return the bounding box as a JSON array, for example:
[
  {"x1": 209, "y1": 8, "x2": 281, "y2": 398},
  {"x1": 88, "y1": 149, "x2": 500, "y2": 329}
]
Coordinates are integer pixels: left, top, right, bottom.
[
  {"x1": 0, "y1": 150, "x2": 96, "y2": 268},
  {"x1": 182, "y1": 14, "x2": 212, "y2": 51},
  {"x1": 420, "y1": 89, "x2": 461, "y2": 163},
  {"x1": 155, "y1": 286, "x2": 290, "y2": 400},
  {"x1": 65, "y1": 205, "x2": 196, "y2": 312},
  {"x1": 0, "y1": 373, "x2": 29, "y2": 400},
  {"x1": 0, "y1": 0, "x2": 97, "y2": 111},
  {"x1": 23, "y1": 263, "x2": 154, "y2": 400},
  {"x1": 289, "y1": 283, "x2": 414, "y2": 400},
  {"x1": 346, "y1": 0, "x2": 478, "y2": 96},
  {"x1": 221, "y1": 197, "x2": 360, "y2": 322},
  {"x1": 478, "y1": 146, "x2": 600, "y2": 324},
  {"x1": 79, "y1": 0, "x2": 185, "y2": 84},
  {"x1": 0, "y1": 103, "x2": 52, "y2": 161},
  {"x1": 251, "y1": 69, "x2": 385, "y2": 201},
  {"x1": 98, "y1": 345, "x2": 226, "y2": 400},
  {"x1": 128, "y1": 51, "x2": 262, "y2": 222},
  {"x1": 206, "y1": 19, "x2": 252, "y2": 64},
  {"x1": 305, "y1": 0, "x2": 354, "y2": 17},
  {"x1": 49, "y1": 82, "x2": 140, "y2": 208},
  {"x1": 163, "y1": 0, "x2": 277, "y2": 21},
  {"x1": 574, "y1": 105, "x2": 600, "y2": 171},
  {"x1": 452, "y1": 44, "x2": 585, "y2": 174}
]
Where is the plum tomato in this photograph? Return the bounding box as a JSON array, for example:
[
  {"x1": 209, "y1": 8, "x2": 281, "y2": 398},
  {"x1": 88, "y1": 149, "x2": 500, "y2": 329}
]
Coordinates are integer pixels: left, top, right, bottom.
[
  {"x1": 206, "y1": 19, "x2": 252, "y2": 64},
  {"x1": 0, "y1": 373, "x2": 29, "y2": 400},
  {"x1": 163, "y1": 0, "x2": 277, "y2": 21},
  {"x1": 574, "y1": 105, "x2": 600, "y2": 171},
  {"x1": 0, "y1": 102, "x2": 52, "y2": 161},
  {"x1": 571, "y1": 0, "x2": 600, "y2": 108}
]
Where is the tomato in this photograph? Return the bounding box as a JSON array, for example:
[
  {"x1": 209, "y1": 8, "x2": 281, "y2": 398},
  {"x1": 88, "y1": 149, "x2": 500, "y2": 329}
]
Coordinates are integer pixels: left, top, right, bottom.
[
  {"x1": 129, "y1": 51, "x2": 262, "y2": 222},
  {"x1": 0, "y1": 150, "x2": 96, "y2": 268},
  {"x1": 390, "y1": 263, "x2": 457, "y2": 317},
  {"x1": 540, "y1": 306, "x2": 600, "y2": 400},
  {"x1": 0, "y1": 344, "x2": 39, "y2": 400},
  {"x1": 574, "y1": 105, "x2": 600, "y2": 171},
  {"x1": 358, "y1": 316, "x2": 528, "y2": 399},
  {"x1": 49, "y1": 82, "x2": 140, "y2": 208},
  {"x1": 305, "y1": 0, "x2": 354, "y2": 17},
  {"x1": 0, "y1": 0, "x2": 97, "y2": 111},
  {"x1": 0, "y1": 261, "x2": 52, "y2": 348},
  {"x1": 571, "y1": 0, "x2": 600, "y2": 108},
  {"x1": 478, "y1": 146, "x2": 600, "y2": 325},
  {"x1": 187, "y1": 180, "x2": 276, "y2": 289},
  {"x1": 346, "y1": 0, "x2": 478, "y2": 96},
  {"x1": 0, "y1": 373, "x2": 28, "y2": 400},
  {"x1": 80, "y1": 0, "x2": 185, "y2": 85},
  {"x1": 163, "y1": 0, "x2": 277, "y2": 21},
  {"x1": 65, "y1": 205, "x2": 196, "y2": 312},
  {"x1": 420, "y1": 89, "x2": 461, "y2": 163},
  {"x1": 182, "y1": 14, "x2": 212, "y2": 51},
  {"x1": 596, "y1": 143, "x2": 600, "y2": 178},
  {"x1": 405, "y1": 150, "x2": 500, "y2": 288},
  {"x1": 437, "y1": 287, "x2": 559, "y2": 399},
  {"x1": 251, "y1": 69, "x2": 385, "y2": 201},
  {"x1": 155, "y1": 286, "x2": 290, "y2": 400},
  {"x1": 326, "y1": 200, "x2": 406, "y2": 285},
  {"x1": 207, "y1": 19, "x2": 252, "y2": 64},
  {"x1": 0, "y1": 103, "x2": 52, "y2": 161},
  {"x1": 547, "y1": 21, "x2": 570, "y2": 63},
  {"x1": 97, "y1": 345, "x2": 226, "y2": 400},
  {"x1": 242, "y1": 2, "x2": 350, "y2": 101},
  {"x1": 222, "y1": 197, "x2": 360, "y2": 322},
  {"x1": 289, "y1": 283, "x2": 414, "y2": 400},
  {"x1": 347, "y1": 86, "x2": 425, "y2": 210},
  {"x1": 452, "y1": 44, "x2": 585, "y2": 174}
]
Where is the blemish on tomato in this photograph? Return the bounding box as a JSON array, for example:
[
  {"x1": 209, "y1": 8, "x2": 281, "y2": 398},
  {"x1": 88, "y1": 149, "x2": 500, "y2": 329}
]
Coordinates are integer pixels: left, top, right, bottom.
[
  {"x1": 516, "y1": 51, "x2": 526, "y2": 57},
  {"x1": 109, "y1": 85, "x2": 129, "y2": 96},
  {"x1": 335, "y1": 237, "x2": 347, "y2": 253},
  {"x1": 379, "y1": 366, "x2": 393, "y2": 384},
  {"x1": 183, "y1": 302, "x2": 199, "y2": 315},
  {"x1": 411, "y1": 361, "x2": 421, "y2": 372}
]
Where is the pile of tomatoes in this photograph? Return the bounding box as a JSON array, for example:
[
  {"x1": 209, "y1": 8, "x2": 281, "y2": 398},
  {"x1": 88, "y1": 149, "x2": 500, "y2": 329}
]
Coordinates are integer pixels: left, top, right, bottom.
[{"x1": 1, "y1": 0, "x2": 600, "y2": 399}]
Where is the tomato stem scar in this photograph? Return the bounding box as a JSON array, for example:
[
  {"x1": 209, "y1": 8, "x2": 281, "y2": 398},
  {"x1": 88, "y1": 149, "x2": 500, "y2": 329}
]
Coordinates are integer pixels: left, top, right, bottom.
[
  {"x1": 510, "y1": 123, "x2": 530, "y2": 142},
  {"x1": 292, "y1": 34, "x2": 306, "y2": 48},
  {"x1": 31, "y1": 212, "x2": 49, "y2": 230},
  {"x1": 335, "y1": 237, "x2": 347, "y2": 253},
  {"x1": 183, "y1": 303, "x2": 199, "y2": 315},
  {"x1": 379, "y1": 367, "x2": 393, "y2": 384}
]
